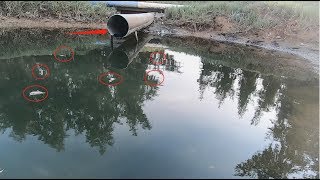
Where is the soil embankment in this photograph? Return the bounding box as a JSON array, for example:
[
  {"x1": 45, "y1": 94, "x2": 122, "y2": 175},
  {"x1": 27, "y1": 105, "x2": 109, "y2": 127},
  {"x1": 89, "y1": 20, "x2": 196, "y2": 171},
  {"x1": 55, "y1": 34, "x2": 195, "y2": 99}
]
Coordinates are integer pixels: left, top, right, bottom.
[
  {"x1": 146, "y1": 13, "x2": 319, "y2": 67},
  {"x1": 0, "y1": 16, "x2": 105, "y2": 29}
]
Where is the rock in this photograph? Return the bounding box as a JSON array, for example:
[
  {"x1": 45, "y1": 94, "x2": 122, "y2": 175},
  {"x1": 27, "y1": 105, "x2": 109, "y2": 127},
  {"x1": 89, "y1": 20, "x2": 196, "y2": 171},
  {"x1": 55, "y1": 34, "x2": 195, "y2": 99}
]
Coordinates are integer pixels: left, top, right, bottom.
[
  {"x1": 246, "y1": 40, "x2": 264, "y2": 45},
  {"x1": 226, "y1": 33, "x2": 237, "y2": 38},
  {"x1": 276, "y1": 36, "x2": 281, "y2": 39},
  {"x1": 271, "y1": 41, "x2": 279, "y2": 47}
]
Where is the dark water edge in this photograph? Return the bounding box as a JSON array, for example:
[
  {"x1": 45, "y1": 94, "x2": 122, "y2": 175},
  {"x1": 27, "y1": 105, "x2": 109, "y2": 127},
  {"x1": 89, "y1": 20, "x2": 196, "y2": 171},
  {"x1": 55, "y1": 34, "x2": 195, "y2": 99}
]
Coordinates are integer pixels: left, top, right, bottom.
[{"x1": 0, "y1": 28, "x2": 318, "y2": 179}]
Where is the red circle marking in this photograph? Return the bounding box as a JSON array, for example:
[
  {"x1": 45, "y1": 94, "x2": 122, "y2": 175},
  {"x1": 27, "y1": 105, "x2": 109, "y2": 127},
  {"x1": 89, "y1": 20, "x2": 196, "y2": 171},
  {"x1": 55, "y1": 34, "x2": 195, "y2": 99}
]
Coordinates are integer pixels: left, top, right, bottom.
[
  {"x1": 144, "y1": 70, "x2": 165, "y2": 87},
  {"x1": 31, "y1": 64, "x2": 50, "y2": 80},
  {"x1": 22, "y1": 84, "x2": 49, "y2": 103},
  {"x1": 149, "y1": 51, "x2": 167, "y2": 65},
  {"x1": 98, "y1": 71, "x2": 124, "y2": 86},
  {"x1": 53, "y1": 45, "x2": 75, "y2": 63}
]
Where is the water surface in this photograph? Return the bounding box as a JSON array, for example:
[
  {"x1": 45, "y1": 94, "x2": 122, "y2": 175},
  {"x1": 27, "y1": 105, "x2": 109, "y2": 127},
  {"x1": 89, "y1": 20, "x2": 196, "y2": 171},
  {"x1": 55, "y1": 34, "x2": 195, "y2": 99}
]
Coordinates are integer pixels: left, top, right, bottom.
[{"x1": 0, "y1": 28, "x2": 318, "y2": 178}]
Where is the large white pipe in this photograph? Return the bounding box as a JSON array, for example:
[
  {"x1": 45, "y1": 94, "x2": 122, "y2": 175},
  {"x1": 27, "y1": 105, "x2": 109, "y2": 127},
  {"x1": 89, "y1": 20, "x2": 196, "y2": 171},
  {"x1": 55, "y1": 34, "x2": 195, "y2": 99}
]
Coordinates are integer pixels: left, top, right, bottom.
[
  {"x1": 91, "y1": 1, "x2": 184, "y2": 10},
  {"x1": 107, "y1": 13, "x2": 154, "y2": 38}
]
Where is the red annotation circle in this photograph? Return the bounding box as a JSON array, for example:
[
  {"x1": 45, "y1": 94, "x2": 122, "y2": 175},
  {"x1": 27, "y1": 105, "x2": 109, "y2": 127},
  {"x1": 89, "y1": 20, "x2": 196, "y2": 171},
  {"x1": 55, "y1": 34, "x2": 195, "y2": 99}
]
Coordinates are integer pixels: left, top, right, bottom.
[
  {"x1": 53, "y1": 45, "x2": 75, "y2": 62},
  {"x1": 22, "y1": 84, "x2": 49, "y2": 103},
  {"x1": 149, "y1": 51, "x2": 167, "y2": 65},
  {"x1": 144, "y1": 70, "x2": 165, "y2": 87},
  {"x1": 98, "y1": 71, "x2": 124, "y2": 86},
  {"x1": 31, "y1": 64, "x2": 50, "y2": 80}
]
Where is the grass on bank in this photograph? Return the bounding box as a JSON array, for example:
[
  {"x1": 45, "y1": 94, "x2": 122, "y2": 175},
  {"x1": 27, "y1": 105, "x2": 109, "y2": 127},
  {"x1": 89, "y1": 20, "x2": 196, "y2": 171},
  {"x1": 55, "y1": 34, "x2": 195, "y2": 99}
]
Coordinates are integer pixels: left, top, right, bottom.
[
  {"x1": 165, "y1": 1, "x2": 319, "y2": 31},
  {"x1": 0, "y1": 1, "x2": 115, "y2": 22},
  {"x1": 0, "y1": 1, "x2": 318, "y2": 33}
]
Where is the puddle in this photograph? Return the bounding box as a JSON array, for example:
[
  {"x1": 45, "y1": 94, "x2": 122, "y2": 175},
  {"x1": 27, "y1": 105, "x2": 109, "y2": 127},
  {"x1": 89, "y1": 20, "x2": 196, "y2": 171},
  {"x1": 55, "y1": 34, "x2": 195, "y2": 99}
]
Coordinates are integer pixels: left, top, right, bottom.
[{"x1": 0, "y1": 28, "x2": 318, "y2": 179}]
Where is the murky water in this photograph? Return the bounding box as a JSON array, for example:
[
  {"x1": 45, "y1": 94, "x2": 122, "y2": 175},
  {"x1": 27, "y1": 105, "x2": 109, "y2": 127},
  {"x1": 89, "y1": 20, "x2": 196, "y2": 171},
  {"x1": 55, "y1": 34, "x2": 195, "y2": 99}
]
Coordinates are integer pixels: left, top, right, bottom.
[{"x1": 0, "y1": 28, "x2": 319, "y2": 178}]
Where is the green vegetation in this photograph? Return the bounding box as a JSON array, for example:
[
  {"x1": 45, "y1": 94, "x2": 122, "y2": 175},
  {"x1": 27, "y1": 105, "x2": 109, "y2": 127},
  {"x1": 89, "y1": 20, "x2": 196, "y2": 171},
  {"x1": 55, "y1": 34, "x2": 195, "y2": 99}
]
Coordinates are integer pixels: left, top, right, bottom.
[
  {"x1": 1, "y1": 1, "x2": 318, "y2": 32},
  {"x1": 0, "y1": 1, "x2": 115, "y2": 22},
  {"x1": 165, "y1": 1, "x2": 319, "y2": 31}
]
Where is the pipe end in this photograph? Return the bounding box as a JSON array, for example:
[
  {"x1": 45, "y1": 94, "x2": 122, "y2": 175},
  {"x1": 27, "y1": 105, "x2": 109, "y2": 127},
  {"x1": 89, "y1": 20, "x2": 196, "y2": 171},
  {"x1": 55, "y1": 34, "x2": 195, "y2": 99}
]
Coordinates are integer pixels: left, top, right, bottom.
[{"x1": 107, "y1": 15, "x2": 129, "y2": 38}]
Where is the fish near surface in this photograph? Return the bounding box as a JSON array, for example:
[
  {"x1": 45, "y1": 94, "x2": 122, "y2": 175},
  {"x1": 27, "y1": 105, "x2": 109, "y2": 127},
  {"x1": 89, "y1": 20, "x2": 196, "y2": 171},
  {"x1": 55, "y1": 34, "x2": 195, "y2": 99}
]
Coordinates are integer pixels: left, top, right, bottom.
[{"x1": 29, "y1": 90, "x2": 46, "y2": 96}]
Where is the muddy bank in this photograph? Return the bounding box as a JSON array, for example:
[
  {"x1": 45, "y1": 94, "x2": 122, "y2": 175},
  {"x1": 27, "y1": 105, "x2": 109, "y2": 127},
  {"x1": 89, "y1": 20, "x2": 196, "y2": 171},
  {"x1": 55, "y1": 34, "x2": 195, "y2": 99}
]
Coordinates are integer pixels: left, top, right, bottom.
[
  {"x1": 145, "y1": 23, "x2": 319, "y2": 69},
  {"x1": 0, "y1": 16, "x2": 106, "y2": 29}
]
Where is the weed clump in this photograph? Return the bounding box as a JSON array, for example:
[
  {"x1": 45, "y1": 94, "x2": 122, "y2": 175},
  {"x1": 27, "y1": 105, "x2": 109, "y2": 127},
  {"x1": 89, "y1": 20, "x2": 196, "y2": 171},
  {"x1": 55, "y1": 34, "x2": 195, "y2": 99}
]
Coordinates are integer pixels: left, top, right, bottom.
[
  {"x1": 0, "y1": 1, "x2": 115, "y2": 22},
  {"x1": 165, "y1": 1, "x2": 319, "y2": 31}
]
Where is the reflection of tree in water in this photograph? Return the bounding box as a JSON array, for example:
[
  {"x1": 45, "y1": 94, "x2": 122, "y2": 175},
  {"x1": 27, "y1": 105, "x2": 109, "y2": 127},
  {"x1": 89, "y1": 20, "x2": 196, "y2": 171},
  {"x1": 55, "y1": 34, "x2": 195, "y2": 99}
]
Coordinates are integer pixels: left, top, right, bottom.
[
  {"x1": 161, "y1": 53, "x2": 182, "y2": 73},
  {"x1": 251, "y1": 76, "x2": 281, "y2": 125},
  {"x1": 197, "y1": 61, "x2": 319, "y2": 178},
  {"x1": 235, "y1": 86, "x2": 319, "y2": 178},
  {"x1": 197, "y1": 61, "x2": 282, "y2": 123},
  {"x1": 235, "y1": 144, "x2": 294, "y2": 179},
  {"x1": 146, "y1": 74, "x2": 161, "y2": 85},
  {"x1": 234, "y1": 88, "x2": 294, "y2": 179},
  {"x1": 237, "y1": 70, "x2": 258, "y2": 117},
  {"x1": 198, "y1": 63, "x2": 236, "y2": 107},
  {"x1": 139, "y1": 51, "x2": 182, "y2": 74},
  {"x1": 0, "y1": 47, "x2": 158, "y2": 155}
]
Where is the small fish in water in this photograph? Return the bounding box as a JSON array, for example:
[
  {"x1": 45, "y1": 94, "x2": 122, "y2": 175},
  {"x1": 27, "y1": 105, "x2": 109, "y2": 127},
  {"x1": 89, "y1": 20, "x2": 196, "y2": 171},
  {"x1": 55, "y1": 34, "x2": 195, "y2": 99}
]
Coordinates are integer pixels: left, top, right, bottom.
[
  {"x1": 109, "y1": 77, "x2": 116, "y2": 83},
  {"x1": 29, "y1": 90, "x2": 46, "y2": 96},
  {"x1": 0, "y1": 168, "x2": 4, "y2": 173},
  {"x1": 38, "y1": 68, "x2": 45, "y2": 76}
]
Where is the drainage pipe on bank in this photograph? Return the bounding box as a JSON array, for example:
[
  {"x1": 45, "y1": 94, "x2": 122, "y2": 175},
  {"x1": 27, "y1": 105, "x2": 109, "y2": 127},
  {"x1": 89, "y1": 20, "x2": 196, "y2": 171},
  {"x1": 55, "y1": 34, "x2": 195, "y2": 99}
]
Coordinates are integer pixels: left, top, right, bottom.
[
  {"x1": 107, "y1": 13, "x2": 154, "y2": 38},
  {"x1": 91, "y1": 1, "x2": 184, "y2": 11}
]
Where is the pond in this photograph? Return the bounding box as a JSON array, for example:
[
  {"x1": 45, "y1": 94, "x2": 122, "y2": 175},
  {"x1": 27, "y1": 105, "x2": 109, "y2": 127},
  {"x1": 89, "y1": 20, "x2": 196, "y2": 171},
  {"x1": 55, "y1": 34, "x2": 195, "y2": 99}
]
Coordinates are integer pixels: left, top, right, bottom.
[{"x1": 0, "y1": 28, "x2": 319, "y2": 178}]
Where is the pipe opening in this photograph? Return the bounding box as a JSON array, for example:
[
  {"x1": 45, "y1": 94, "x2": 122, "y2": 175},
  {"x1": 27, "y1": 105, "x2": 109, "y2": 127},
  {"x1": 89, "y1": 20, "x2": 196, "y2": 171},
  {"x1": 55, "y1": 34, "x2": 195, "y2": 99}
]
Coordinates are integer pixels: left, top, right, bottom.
[{"x1": 107, "y1": 15, "x2": 129, "y2": 38}]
